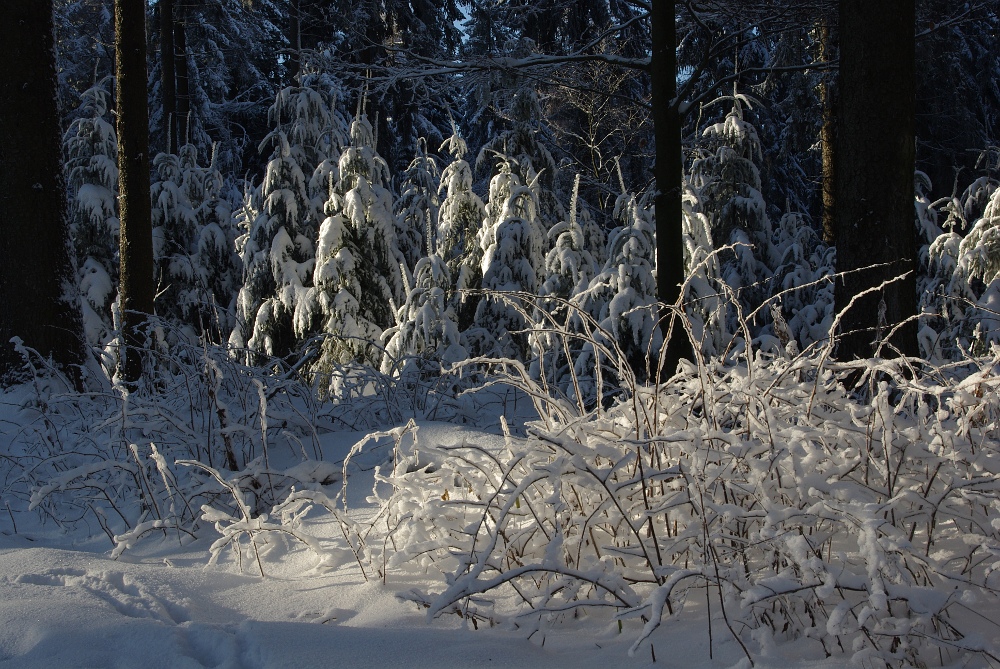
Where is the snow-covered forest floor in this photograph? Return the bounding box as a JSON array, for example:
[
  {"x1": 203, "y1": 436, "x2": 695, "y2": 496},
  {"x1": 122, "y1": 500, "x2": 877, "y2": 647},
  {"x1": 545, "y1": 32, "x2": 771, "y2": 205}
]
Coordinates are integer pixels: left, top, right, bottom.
[
  {"x1": 0, "y1": 419, "x2": 758, "y2": 669},
  {"x1": 2, "y1": 337, "x2": 1000, "y2": 669}
]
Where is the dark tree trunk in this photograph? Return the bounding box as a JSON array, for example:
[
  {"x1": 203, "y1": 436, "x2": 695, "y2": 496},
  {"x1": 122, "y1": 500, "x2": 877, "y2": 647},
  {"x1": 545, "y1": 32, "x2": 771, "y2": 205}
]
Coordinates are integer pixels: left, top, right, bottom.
[
  {"x1": 834, "y1": 0, "x2": 917, "y2": 361},
  {"x1": 0, "y1": 1, "x2": 86, "y2": 386},
  {"x1": 160, "y1": 0, "x2": 177, "y2": 154},
  {"x1": 115, "y1": 0, "x2": 155, "y2": 384},
  {"x1": 174, "y1": 2, "x2": 191, "y2": 144},
  {"x1": 650, "y1": 0, "x2": 692, "y2": 374},
  {"x1": 287, "y1": 0, "x2": 301, "y2": 83},
  {"x1": 818, "y1": 20, "x2": 838, "y2": 245}
]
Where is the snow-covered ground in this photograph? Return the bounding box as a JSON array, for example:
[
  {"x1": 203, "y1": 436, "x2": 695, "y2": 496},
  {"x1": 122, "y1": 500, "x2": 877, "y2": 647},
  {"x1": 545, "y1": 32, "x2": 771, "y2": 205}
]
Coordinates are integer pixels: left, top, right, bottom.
[
  {"x1": 0, "y1": 420, "x2": 768, "y2": 669},
  {"x1": 3, "y1": 355, "x2": 999, "y2": 669}
]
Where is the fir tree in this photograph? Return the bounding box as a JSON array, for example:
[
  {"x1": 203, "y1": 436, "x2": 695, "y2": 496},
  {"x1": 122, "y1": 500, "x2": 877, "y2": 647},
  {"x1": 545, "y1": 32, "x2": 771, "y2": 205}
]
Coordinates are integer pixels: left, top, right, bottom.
[
  {"x1": 531, "y1": 175, "x2": 598, "y2": 389},
  {"x1": 394, "y1": 138, "x2": 440, "y2": 271},
  {"x1": 310, "y1": 114, "x2": 404, "y2": 370},
  {"x1": 152, "y1": 143, "x2": 239, "y2": 341},
  {"x1": 574, "y1": 192, "x2": 661, "y2": 383},
  {"x1": 381, "y1": 252, "x2": 467, "y2": 376},
  {"x1": 474, "y1": 172, "x2": 543, "y2": 359},
  {"x1": 231, "y1": 75, "x2": 346, "y2": 360},
  {"x1": 64, "y1": 79, "x2": 119, "y2": 349},
  {"x1": 687, "y1": 100, "x2": 777, "y2": 348},
  {"x1": 436, "y1": 128, "x2": 487, "y2": 331}
]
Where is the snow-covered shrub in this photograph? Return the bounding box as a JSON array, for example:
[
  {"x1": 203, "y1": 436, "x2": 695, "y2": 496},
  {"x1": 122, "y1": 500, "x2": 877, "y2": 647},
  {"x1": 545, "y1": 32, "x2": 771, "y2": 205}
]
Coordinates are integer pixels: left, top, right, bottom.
[
  {"x1": 64, "y1": 79, "x2": 119, "y2": 350},
  {"x1": 349, "y1": 304, "x2": 1000, "y2": 668},
  {"x1": 4, "y1": 326, "x2": 327, "y2": 552}
]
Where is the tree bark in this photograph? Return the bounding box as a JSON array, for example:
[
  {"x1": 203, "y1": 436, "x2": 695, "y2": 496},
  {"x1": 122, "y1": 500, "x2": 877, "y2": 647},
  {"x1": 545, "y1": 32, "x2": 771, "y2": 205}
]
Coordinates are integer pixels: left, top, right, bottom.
[
  {"x1": 818, "y1": 20, "x2": 837, "y2": 245},
  {"x1": 834, "y1": 0, "x2": 917, "y2": 361},
  {"x1": 0, "y1": 1, "x2": 86, "y2": 386},
  {"x1": 174, "y1": 2, "x2": 191, "y2": 144},
  {"x1": 160, "y1": 0, "x2": 177, "y2": 154},
  {"x1": 650, "y1": 0, "x2": 692, "y2": 374},
  {"x1": 287, "y1": 0, "x2": 301, "y2": 83},
  {"x1": 115, "y1": 0, "x2": 155, "y2": 384}
]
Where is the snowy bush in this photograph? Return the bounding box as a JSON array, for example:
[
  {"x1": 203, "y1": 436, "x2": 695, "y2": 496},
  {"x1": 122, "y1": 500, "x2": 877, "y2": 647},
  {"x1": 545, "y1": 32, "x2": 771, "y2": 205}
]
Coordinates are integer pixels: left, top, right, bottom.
[
  {"x1": 3, "y1": 328, "x2": 327, "y2": 551},
  {"x1": 316, "y1": 296, "x2": 1000, "y2": 668}
]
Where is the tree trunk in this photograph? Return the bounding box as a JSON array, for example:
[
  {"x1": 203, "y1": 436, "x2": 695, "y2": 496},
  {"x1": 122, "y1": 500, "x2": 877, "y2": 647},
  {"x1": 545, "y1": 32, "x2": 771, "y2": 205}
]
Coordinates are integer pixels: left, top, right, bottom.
[
  {"x1": 115, "y1": 0, "x2": 155, "y2": 384},
  {"x1": 818, "y1": 20, "x2": 837, "y2": 245},
  {"x1": 160, "y1": 0, "x2": 177, "y2": 154},
  {"x1": 174, "y1": 2, "x2": 191, "y2": 144},
  {"x1": 0, "y1": 1, "x2": 86, "y2": 386},
  {"x1": 834, "y1": 0, "x2": 917, "y2": 361},
  {"x1": 650, "y1": 0, "x2": 692, "y2": 374},
  {"x1": 287, "y1": 0, "x2": 301, "y2": 83}
]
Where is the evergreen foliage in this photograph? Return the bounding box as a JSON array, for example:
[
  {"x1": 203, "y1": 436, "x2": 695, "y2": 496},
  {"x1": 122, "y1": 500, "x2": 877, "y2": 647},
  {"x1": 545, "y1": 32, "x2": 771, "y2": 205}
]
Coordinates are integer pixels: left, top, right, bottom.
[
  {"x1": 64, "y1": 79, "x2": 119, "y2": 349},
  {"x1": 436, "y1": 128, "x2": 487, "y2": 331},
  {"x1": 231, "y1": 75, "x2": 346, "y2": 360},
  {"x1": 474, "y1": 168, "x2": 543, "y2": 359},
  {"x1": 310, "y1": 114, "x2": 403, "y2": 370},
  {"x1": 151, "y1": 144, "x2": 240, "y2": 342}
]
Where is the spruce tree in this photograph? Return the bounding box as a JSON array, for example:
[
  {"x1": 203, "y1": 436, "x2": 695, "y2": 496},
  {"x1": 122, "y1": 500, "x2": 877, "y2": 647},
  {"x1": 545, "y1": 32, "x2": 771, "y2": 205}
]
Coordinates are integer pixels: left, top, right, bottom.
[
  {"x1": 231, "y1": 75, "x2": 346, "y2": 360},
  {"x1": 436, "y1": 128, "x2": 487, "y2": 331},
  {"x1": 382, "y1": 253, "x2": 467, "y2": 376},
  {"x1": 64, "y1": 79, "x2": 120, "y2": 351},
  {"x1": 474, "y1": 172, "x2": 543, "y2": 359},
  {"x1": 310, "y1": 114, "x2": 404, "y2": 369}
]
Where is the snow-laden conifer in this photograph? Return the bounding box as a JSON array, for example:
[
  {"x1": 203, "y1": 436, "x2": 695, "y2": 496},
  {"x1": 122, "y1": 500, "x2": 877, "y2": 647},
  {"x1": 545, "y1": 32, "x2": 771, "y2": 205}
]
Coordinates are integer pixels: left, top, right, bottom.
[
  {"x1": 152, "y1": 144, "x2": 239, "y2": 341},
  {"x1": 64, "y1": 80, "x2": 119, "y2": 350},
  {"x1": 688, "y1": 101, "x2": 776, "y2": 334},
  {"x1": 531, "y1": 175, "x2": 598, "y2": 387},
  {"x1": 309, "y1": 114, "x2": 404, "y2": 369},
  {"x1": 574, "y1": 192, "x2": 661, "y2": 384},
  {"x1": 382, "y1": 250, "x2": 467, "y2": 377},
  {"x1": 231, "y1": 76, "x2": 346, "y2": 360},
  {"x1": 476, "y1": 90, "x2": 563, "y2": 239},
  {"x1": 394, "y1": 138, "x2": 440, "y2": 271},
  {"x1": 436, "y1": 128, "x2": 486, "y2": 330},
  {"x1": 474, "y1": 168, "x2": 543, "y2": 359}
]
